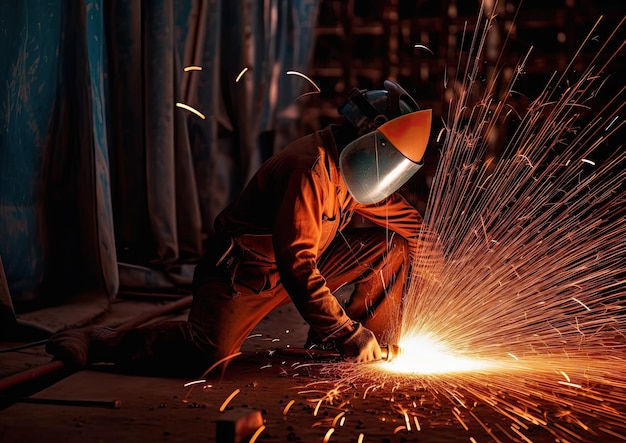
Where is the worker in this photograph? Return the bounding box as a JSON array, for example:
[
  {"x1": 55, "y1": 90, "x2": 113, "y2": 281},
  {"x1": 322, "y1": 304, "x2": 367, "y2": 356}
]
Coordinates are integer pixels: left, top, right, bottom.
[{"x1": 46, "y1": 80, "x2": 438, "y2": 373}]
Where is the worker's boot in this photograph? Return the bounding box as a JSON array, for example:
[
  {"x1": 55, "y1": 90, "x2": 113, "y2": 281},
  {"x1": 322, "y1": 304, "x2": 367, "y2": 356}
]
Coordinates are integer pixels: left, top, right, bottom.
[{"x1": 45, "y1": 327, "x2": 121, "y2": 368}]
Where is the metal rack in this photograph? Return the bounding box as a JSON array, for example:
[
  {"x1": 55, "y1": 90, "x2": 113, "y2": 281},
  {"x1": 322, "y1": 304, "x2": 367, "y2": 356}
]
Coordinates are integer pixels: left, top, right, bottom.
[{"x1": 304, "y1": 0, "x2": 624, "y2": 133}]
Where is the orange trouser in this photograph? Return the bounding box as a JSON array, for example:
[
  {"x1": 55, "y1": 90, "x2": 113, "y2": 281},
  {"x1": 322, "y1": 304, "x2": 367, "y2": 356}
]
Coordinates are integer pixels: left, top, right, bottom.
[{"x1": 101, "y1": 228, "x2": 409, "y2": 371}]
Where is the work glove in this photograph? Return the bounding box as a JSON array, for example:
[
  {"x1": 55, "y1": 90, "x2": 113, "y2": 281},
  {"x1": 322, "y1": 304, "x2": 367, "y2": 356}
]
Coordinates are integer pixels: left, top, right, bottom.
[{"x1": 337, "y1": 323, "x2": 382, "y2": 363}]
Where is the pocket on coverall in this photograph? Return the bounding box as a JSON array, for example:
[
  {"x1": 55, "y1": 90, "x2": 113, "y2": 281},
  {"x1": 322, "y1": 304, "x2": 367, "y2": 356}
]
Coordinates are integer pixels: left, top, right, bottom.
[{"x1": 233, "y1": 261, "x2": 280, "y2": 295}]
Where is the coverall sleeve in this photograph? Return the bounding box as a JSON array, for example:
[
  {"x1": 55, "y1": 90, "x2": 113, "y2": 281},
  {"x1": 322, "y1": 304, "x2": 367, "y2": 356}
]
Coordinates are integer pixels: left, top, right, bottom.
[{"x1": 273, "y1": 169, "x2": 355, "y2": 341}]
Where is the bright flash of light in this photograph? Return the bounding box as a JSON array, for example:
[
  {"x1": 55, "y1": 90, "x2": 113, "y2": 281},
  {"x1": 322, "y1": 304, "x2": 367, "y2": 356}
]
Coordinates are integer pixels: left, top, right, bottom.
[{"x1": 383, "y1": 334, "x2": 500, "y2": 374}]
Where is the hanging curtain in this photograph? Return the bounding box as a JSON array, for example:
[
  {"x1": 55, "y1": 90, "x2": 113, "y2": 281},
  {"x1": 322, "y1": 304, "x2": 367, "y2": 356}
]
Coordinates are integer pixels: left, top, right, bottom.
[
  {"x1": 0, "y1": 0, "x2": 320, "y2": 322},
  {"x1": 0, "y1": 0, "x2": 117, "y2": 313}
]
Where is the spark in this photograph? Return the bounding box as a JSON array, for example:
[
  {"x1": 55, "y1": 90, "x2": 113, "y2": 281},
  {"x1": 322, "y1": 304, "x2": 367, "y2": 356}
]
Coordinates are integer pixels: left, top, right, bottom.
[
  {"x1": 185, "y1": 351, "x2": 243, "y2": 400},
  {"x1": 282, "y1": 399, "x2": 295, "y2": 415},
  {"x1": 322, "y1": 428, "x2": 335, "y2": 442},
  {"x1": 286, "y1": 70, "x2": 321, "y2": 92},
  {"x1": 183, "y1": 379, "x2": 206, "y2": 387},
  {"x1": 248, "y1": 425, "x2": 265, "y2": 443},
  {"x1": 175, "y1": 102, "x2": 206, "y2": 119},
  {"x1": 198, "y1": 352, "x2": 242, "y2": 379},
  {"x1": 452, "y1": 407, "x2": 469, "y2": 431},
  {"x1": 572, "y1": 297, "x2": 591, "y2": 311},
  {"x1": 581, "y1": 158, "x2": 595, "y2": 166},
  {"x1": 436, "y1": 126, "x2": 447, "y2": 143},
  {"x1": 512, "y1": 424, "x2": 537, "y2": 443},
  {"x1": 183, "y1": 65, "x2": 202, "y2": 71},
  {"x1": 331, "y1": 411, "x2": 345, "y2": 427},
  {"x1": 606, "y1": 115, "x2": 619, "y2": 131},
  {"x1": 218, "y1": 388, "x2": 240, "y2": 412},
  {"x1": 413, "y1": 416, "x2": 421, "y2": 431},
  {"x1": 235, "y1": 67, "x2": 248, "y2": 82},
  {"x1": 312, "y1": 399, "x2": 323, "y2": 416},
  {"x1": 401, "y1": 408, "x2": 411, "y2": 430},
  {"x1": 599, "y1": 426, "x2": 626, "y2": 440},
  {"x1": 413, "y1": 44, "x2": 434, "y2": 55},
  {"x1": 558, "y1": 381, "x2": 582, "y2": 389}
]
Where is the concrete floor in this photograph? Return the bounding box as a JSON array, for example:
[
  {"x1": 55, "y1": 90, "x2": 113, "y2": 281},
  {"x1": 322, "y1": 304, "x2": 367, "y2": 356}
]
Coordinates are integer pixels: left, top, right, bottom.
[
  {"x1": 1, "y1": 295, "x2": 625, "y2": 443},
  {"x1": 0, "y1": 295, "x2": 483, "y2": 443}
]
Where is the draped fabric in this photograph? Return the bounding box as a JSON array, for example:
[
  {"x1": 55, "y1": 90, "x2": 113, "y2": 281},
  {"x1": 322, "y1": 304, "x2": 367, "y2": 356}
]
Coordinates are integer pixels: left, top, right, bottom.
[{"x1": 0, "y1": 0, "x2": 320, "y2": 318}]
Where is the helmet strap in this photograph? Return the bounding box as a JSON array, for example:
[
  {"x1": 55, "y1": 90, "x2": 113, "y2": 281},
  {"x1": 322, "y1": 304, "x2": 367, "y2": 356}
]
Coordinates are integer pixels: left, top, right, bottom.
[
  {"x1": 339, "y1": 88, "x2": 388, "y2": 134},
  {"x1": 383, "y1": 80, "x2": 419, "y2": 116}
]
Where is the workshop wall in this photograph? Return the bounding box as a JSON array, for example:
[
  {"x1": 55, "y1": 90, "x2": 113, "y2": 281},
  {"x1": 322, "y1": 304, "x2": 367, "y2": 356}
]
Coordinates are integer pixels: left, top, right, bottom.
[{"x1": 0, "y1": 0, "x2": 319, "y2": 313}]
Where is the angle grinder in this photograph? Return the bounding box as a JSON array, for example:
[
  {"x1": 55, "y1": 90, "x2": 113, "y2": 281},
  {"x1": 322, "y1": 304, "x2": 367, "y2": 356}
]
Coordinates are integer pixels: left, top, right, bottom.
[{"x1": 276, "y1": 343, "x2": 402, "y2": 361}]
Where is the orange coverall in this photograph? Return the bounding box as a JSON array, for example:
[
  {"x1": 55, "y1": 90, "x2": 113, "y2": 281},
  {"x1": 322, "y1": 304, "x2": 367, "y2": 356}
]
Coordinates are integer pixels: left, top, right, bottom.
[
  {"x1": 79, "y1": 125, "x2": 429, "y2": 371},
  {"x1": 189, "y1": 124, "x2": 424, "y2": 361}
]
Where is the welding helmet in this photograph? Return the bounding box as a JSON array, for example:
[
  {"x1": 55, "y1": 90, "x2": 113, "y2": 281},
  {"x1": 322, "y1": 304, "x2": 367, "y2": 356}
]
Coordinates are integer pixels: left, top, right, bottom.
[{"x1": 338, "y1": 80, "x2": 432, "y2": 204}]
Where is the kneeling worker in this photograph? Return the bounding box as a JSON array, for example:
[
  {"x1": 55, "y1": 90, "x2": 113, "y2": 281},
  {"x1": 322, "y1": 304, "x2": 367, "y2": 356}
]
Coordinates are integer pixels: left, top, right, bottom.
[{"x1": 46, "y1": 80, "x2": 436, "y2": 372}]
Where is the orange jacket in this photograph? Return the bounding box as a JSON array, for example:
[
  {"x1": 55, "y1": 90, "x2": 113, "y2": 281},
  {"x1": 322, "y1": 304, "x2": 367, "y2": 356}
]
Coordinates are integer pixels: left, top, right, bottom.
[{"x1": 214, "y1": 125, "x2": 423, "y2": 339}]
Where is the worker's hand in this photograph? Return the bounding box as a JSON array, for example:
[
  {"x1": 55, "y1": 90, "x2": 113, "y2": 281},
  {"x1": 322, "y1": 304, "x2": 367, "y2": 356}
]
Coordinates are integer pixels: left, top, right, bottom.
[{"x1": 338, "y1": 323, "x2": 382, "y2": 363}]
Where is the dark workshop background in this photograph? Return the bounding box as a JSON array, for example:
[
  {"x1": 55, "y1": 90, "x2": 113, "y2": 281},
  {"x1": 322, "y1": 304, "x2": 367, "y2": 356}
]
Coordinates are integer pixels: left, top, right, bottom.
[{"x1": 0, "y1": 0, "x2": 623, "y2": 330}]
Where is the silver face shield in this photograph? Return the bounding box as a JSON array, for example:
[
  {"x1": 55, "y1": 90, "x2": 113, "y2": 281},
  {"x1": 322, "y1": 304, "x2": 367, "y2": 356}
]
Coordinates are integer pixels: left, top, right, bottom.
[{"x1": 339, "y1": 130, "x2": 423, "y2": 205}]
